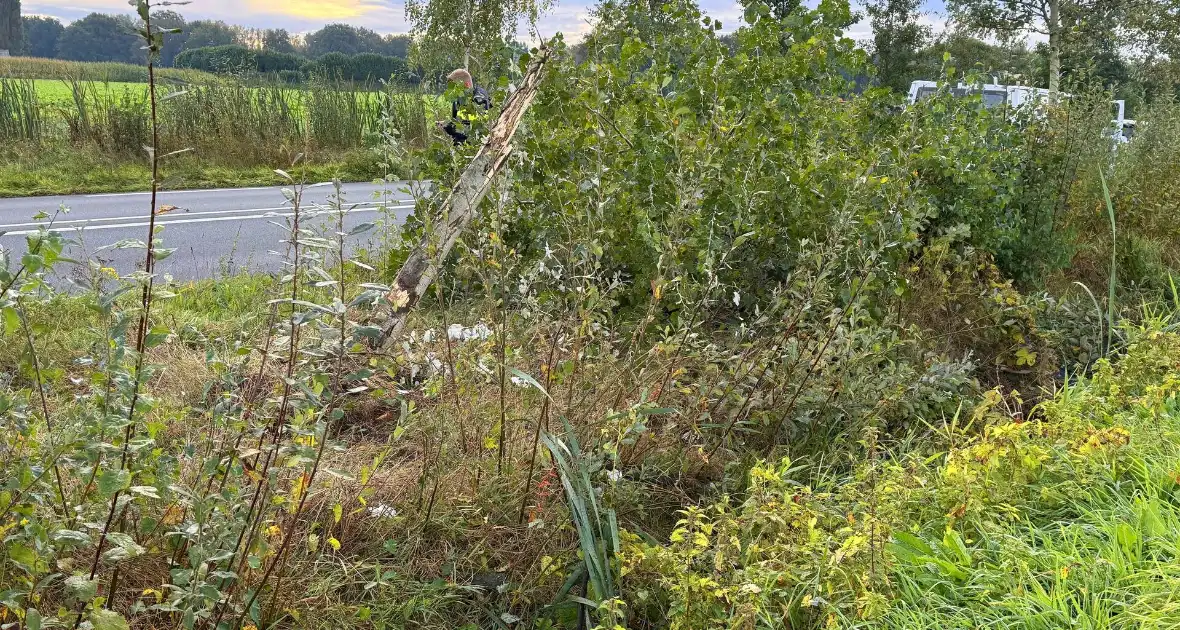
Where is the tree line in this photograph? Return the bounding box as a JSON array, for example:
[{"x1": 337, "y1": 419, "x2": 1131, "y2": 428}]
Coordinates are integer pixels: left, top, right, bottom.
[{"x1": 7, "y1": 6, "x2": 411, "y2": 70}]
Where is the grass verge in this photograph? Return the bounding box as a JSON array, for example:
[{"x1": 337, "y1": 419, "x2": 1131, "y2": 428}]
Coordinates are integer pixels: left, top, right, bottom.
[{"x1": 0, "y1": 145, "x2": 386, "y2": 197}]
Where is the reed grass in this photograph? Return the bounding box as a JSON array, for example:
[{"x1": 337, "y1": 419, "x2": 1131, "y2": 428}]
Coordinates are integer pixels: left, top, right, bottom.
[
  {"x1": 0, "y1": 78, "x2": 40, "y2": 142},
  {"x1": 0, "y1": 74, "x2": 438, "y2": 171}
]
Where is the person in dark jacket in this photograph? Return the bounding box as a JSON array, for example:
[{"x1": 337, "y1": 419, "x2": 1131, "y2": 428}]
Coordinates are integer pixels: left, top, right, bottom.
[{"x1": 438, "y1": 68, "x2": 491, "y2": 145}]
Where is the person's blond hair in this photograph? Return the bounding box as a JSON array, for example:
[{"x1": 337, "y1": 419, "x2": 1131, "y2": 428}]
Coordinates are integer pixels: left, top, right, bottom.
[{"x1": 447, "y1": 68, "x2": 473, "y2": 88}]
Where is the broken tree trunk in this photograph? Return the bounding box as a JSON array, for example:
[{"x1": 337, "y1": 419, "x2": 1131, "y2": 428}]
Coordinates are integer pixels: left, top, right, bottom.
[{"x1": 375, "y1": 46, "x2": 550, "y2": 349}]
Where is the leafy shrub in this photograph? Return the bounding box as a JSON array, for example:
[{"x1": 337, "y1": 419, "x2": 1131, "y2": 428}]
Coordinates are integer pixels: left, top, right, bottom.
[
  {"x1": 255, "y1": 48, "x2": 305, "y2": 74},
  {"x1": 348, "y1": 52, "x2": 408, "y2": 82},
  {"x1": 624, "y1": 324, "x2": 1180, "y2": 628},
  {"x1": 306, "y1": 51, "x2": 350, "y2": 80},
  {"x1": 620, "y1": 456, "x2": 889, "y2": 628}
]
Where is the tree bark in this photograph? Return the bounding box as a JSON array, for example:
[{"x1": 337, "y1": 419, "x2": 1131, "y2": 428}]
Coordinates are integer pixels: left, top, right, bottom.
[
  {"x1": 374, "y1": 46, "x2": 550, "y2": 349},
  {"x1": 1047, "y1": 0, "x2": 1061, "y2": 97}
]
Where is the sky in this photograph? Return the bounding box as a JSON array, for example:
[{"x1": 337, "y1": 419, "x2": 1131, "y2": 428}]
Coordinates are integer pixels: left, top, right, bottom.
[{"x1": 23, "y1": 0, "x2": 950, "y2": 43}]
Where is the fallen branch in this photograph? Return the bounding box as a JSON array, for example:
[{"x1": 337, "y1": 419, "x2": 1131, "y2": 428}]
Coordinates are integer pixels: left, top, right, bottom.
[{"x1": 376, "y1": 46, "x2": 551, "y2": 348}]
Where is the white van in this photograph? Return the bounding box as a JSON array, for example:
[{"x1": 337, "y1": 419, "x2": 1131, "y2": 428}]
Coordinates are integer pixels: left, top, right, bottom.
[{"x1": 907, "y1": 80, "x2": 1133, "y2": 144}]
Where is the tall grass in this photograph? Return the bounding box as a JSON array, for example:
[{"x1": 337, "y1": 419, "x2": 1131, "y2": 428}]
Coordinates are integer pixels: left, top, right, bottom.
[
  {"x1": 162, "y1": 83, "x2": 306, "y2": 164},
  {"x1": 307, "y1": 79, "x2": 381, "y2": 149},
  {"x1": 60, "y1": 79, "x2": 150, "y2": 154},
  {"x1": 1, "y1": 76, "x2": 435, "y2": 167},
  {"x1": 383, "y1": 89, "x2": 434, "y2": 149},
  {"x1": 0, "y1": 78, "x2": 40, "y2": 142}
]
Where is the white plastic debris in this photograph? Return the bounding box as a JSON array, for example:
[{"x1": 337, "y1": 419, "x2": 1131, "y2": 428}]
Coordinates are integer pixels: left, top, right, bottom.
[
  {"x1": 447, "y1": 322, "x2": 493, "y2": 342},
  {"x1": 368, "y1": 503, "x2": 399, "y2": 519}
]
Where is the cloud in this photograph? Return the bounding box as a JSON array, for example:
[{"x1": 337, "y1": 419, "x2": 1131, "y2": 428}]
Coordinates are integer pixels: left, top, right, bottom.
[{"x1": 24, "y1": 0, "x2": 952, "y2": 42}]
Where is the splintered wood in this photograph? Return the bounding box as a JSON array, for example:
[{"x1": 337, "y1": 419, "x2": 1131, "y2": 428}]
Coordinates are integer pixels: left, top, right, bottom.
[{"x1": 375, "y1": 47, "x2": 550, "y2": 348}]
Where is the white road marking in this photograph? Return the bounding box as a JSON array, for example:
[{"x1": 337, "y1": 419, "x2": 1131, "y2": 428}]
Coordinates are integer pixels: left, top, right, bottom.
[
  {"x1": 0, "y1": 201, "x2": 416, "y2": 230},
  {"x1": 80, "y1": 182, "x2": 386, "y2": 197},
  {"x1": 0, "y1": 204, "x2": 415, "y2": 236},
  {"x1": 86, "y1": 186, "x2": 285, "y2": 198}
]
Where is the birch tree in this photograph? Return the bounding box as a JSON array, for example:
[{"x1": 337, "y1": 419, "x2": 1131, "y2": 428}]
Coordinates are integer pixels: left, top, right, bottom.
[
  {"x1": 406, "y1": 0, "x2": 549, "y2": 80},
  {"x1": 948, "y1": 0, "x2": 1122, "y2": 94}
]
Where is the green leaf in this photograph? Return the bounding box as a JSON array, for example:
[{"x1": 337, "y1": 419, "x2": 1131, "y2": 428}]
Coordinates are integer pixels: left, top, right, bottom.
[
  {"x1": 26, "y1": 608, "x2": 41, "y2": 630},
  {"x1": 509, "y1": 368, "x2": 552, "y2": 400},
  {"x1": 89, "y1": 608, "x2": 130, "y2": 630},
  {"x1": 7, "y1": 542, "x2": 38, "y2": 572},
  {"x1": 21, "y1": 252, "x2": 43, "y2": 273},
  {"x1": 52, "y1": 530, "x2": 93, "y2": 547},
  {"x1": 891, "y1": 531, "x2": 933, "y2": 555},
  {"x1": 129, "y1": 485, "x2": 161, "y2": 499},
  {"x1": 144, "y1": 325, "x2": 171, "y2": 349},
  {"x1": 97, "y1": 469, "x2": 131, "y2": 497},
  {"x1": 65, "y1": 575, "x2": 98, "y2": 603},
  {"x1": 2, "y1": 307, "x2": 19, "y2": 336},
  {"x1": 102, "y1": 532, "x2": 146, "y2": 563}
]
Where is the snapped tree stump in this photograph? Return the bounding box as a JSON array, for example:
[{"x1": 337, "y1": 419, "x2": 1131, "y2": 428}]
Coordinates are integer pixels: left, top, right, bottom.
[{"x1": 375, "y1": 46, "x2": 551, "y2": 349}]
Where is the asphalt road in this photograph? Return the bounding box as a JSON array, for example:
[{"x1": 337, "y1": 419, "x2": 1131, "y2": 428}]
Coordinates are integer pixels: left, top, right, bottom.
[{"x1": 0, "y1": 182, "x2": 419, "y2": 284}]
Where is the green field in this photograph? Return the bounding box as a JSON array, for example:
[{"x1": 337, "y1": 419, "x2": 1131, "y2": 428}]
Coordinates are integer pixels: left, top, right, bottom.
[{"x1": 28, "y1": 78, "x2": 148, "y2": 104}]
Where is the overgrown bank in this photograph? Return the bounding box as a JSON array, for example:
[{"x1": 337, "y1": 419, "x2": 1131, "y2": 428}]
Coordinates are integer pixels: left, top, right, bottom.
[{"x1": 6, "y1": 0, "x2": 1180, "y2": 628}]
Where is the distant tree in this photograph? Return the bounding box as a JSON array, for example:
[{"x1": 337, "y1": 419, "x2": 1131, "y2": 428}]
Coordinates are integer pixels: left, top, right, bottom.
[
  {"x1": 383, "y1": 33, "x2": 411, "y2": 57},
  {"x1": 20, "y1": 15, "x2": 62, "y2": 58},
  {"x1": 866, "y1": 0, "x2": 929, "y2": 91},
  {"x1": 0, "y1": 0, "x2": 20, "y2": 55},
  {"x1": 947, "y1": 0, "x2": 1135, "y2": 94},
  {"x1": 233, "y1": 25, "x2": 263, "y2": 49},
  {"x1": 406, "y1": 0, "x2": 549, "y2": 76},
  {"x1": 183, "y1": 20, "x2": 236, "y2": 51},
  {"x1": 151, "y1": 10, "x2": 188, "y2": 66},
  {"x1": 917, "y1": 33, "x2": 1040, "y2": 82},
  {"x1": 57, "y1": 13, "x2": 141, "y2": 63},
  {"x1": 175, "y1": 44, "x2": 254, "y2": 73},
  {"x1": 263, "y1": 28, "x2": 297, "y2": 54},
  {"x1": 304, "y1": 23, "x2": 386, "y2": 57}
]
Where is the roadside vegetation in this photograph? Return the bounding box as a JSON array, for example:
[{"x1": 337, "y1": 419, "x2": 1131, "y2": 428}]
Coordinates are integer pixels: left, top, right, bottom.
[
  {"x1": 0, "y1": 66, "x2": 440, "y2": 196},
  {"x1": 5, "y1": 0, "x2": 1180, "y2": 629}
]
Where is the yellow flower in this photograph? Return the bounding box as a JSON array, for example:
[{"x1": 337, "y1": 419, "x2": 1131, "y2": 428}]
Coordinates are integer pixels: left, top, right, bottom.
[{"x1": 265, "y1": 525, "x2": 282, "y2": 538}]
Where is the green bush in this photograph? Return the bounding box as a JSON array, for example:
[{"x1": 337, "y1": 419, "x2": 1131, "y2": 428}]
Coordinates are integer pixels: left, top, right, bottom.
[
  {"x1": 623, "y1": 325, "x2": 1180, "y2": 628},
  {"x1": 174, "y1": 44, "x2": 256, "y2": 74},
  {"x1": 348, "y1": 52, "x2": 407, "y2": 82},
  {"x1": 255, "y1": 48, "x2": 306, "y2": 74}
]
